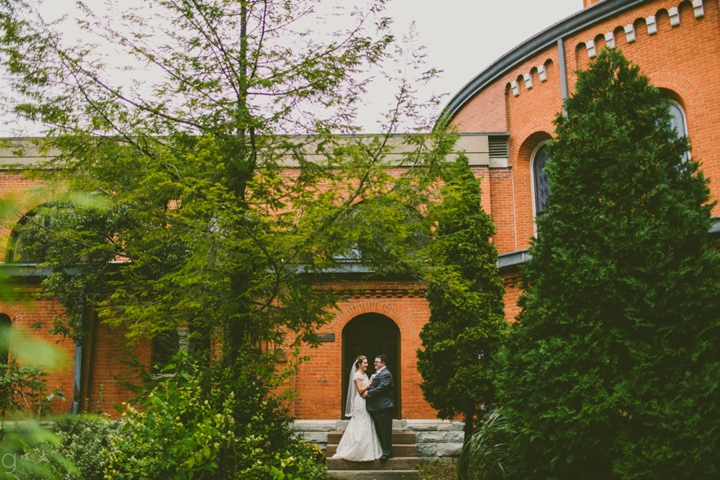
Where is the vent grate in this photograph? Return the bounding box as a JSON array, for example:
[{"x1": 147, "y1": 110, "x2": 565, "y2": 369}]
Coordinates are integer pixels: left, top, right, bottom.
[{"x1": 489, "y1": 136, "x2": 509, "y2": 158}]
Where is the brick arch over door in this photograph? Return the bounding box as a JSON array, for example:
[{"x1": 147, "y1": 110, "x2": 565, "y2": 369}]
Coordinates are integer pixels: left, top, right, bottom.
[
  {"x1": 332, "y1": 296, "x2": 432, "y2": 419},
  {"x1": 342, "y1": 313, "x2": 401, "y2": 419}
]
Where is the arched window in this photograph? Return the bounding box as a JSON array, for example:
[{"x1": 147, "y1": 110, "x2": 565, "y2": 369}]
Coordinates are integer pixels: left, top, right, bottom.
[
  {"x1": 532, "y1": 143, "x2": 551, "y2": 217},
  {"x1": 668, "y1": 102, "x2": 687, "y2": 139},
  {"x1": 0, "y1": 314, "x2": 11, "y2": 366},
  {"x1": 7, "y1": 202, "x2": 73, "y2": 263},
  {"x1": 667, "y1": 101, "x2": 689, "y2": 162},
  {"x1": 7, "y1": 206, "x2": 56, "y2": 263}
]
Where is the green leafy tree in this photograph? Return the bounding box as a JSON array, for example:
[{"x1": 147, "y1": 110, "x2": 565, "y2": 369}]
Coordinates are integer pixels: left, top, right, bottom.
[
  {"x1": 496, "y1": 49, "x2": 720, "y2": 479},
  {"x1": 0, "y1": 1, "x2": 455, "y2": 475},
  {"x1": 417, "y1": 155, "x2": 506, "y2": 440},
  {"x1": 0, "y1": 0, "x2": 453, "y2": 374}
]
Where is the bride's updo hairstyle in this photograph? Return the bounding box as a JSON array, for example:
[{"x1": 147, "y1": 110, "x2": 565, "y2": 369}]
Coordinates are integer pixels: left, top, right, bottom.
[{"x1": 354, "y1": 355, "x2": 367, "y2": 368}]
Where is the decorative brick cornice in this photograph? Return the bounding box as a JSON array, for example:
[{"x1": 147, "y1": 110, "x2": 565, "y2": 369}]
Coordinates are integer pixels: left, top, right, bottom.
[{"x1": 444, "y1": 0, "x2": 661, "y2": 120}]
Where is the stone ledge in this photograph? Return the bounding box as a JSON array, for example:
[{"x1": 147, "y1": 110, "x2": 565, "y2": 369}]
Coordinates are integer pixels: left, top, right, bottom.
[
  {"x1": 292, "y1": 420, "x2": 340, "y2": 432},
  {"x1": 418, "y1": 443, "x2": 463, "y2": 458},
  {"x1": 415, "y1": 431, "x2": 464, "y2": 443},
  {"x1": 404, "y1": 419, "x2": 464, "y2": 432}
]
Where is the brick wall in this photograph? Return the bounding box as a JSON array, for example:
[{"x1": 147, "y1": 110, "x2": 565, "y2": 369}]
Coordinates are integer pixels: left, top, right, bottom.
[
  {"x1": 0, "y1": 291, "x2": 151, "y2": 417},
  {"x1": 0, "y1": 293, "x2": 74, "y2": 414},
  {"x1": 452, "y1": 0, "x2": 720, "y2": 258},
  {"x1": 291, "y1": 280, "x2": 437, "y2": 420}
]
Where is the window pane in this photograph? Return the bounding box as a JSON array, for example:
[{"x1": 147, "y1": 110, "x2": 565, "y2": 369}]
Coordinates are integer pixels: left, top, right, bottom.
[
  {"x1": 668, "y1": 103, "x2": 686, "y2": 138},
  {"x1": 534, "y1": 144, "x2": 550, "y2": 215}
]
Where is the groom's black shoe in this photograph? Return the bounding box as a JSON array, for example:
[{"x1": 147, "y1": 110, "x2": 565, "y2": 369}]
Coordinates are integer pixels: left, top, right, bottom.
[{"x1": 380, "y1": 454, "x2": 393, "y2": 461}]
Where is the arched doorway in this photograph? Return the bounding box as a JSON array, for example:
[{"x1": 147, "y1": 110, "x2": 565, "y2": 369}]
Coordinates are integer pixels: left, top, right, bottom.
[{"x1": 342, "y1": 313, "x2": 400, "y2": 419}]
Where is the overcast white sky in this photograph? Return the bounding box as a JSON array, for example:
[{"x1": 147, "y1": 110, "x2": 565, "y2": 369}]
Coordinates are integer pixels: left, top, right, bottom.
[
  {"x1": 363, "y1": 0, "x2": 582, "y2": 129},
  {"x1": 2, "y1": 0, "x2": 583, "y2": 134}
]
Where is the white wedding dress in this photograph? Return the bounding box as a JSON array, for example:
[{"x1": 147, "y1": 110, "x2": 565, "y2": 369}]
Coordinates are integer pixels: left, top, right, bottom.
[{"x1": 332, "y1": 371, "x2": 383, "y2": 461}]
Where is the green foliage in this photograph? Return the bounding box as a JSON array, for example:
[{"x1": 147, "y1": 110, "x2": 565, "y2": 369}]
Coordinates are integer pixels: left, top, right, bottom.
[
  {"x1": 0, "y1": 421, "x2": 76, "y2": 480},
  {"x1": 0, "y1": 0, "x2": 455, "y2": 373},
  {"x1": 1, "y1": 323, "x2": 68, "y2": 420},
  {"x1": 105, "y1": 351, "x2": 327, "y2": 480},
  {"x1": 0, "y1": 334, "x2": 75, "y2": 479},
  {"x1": 417, "y1": 155, "x2": 506, "y2": 440},
  {"x1": 418, "y1": 460, "x2": 458, "y2": 480},
  {"x1": 496, "y1": 49, "x2": 720, "y2": 478},
  {"x1": 17, "y1": 415, "x2": 121, "y2": 480},
  {"x1": 0, "y1": 360, "x2": 63, "y2": 419},
  {"x1": 458, "y1": 410, "x2": 512, "y2": 480}
]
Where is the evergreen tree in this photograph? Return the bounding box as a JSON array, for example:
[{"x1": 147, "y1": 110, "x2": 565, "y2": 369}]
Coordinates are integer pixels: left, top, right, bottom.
[
  {"x1": 417, "y1": 155, "x2": 506, "y2": 440},
  {"x1": 496, "y1": 49, "x2": 720, "y2": 479}
]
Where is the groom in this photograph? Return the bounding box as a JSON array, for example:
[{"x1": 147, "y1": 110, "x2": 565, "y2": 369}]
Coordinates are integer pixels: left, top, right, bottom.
[{"x1": 363, "y1": 354, "x2": 394, "y2": 460}]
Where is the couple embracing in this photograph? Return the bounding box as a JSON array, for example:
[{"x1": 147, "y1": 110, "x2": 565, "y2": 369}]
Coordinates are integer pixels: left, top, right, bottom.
[{"x1": 332, "y1": 354, "x2": 394, "y2": 462}]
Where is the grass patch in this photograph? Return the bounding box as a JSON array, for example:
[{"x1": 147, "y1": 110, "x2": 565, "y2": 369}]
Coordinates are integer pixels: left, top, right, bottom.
[{"x1": 418, "y1": 460, "x2": 457, "y2": 480}]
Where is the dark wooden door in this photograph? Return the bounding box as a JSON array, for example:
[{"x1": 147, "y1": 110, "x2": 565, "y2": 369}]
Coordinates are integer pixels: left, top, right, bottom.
[{"x1": 342, "y1": 313, "x2": 400, "y2": 418}]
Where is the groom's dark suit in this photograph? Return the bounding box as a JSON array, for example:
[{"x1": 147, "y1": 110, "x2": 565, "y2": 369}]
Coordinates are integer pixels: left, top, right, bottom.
[{"x1": 365, "y1": 366, "x2": 394, "y2": 458}]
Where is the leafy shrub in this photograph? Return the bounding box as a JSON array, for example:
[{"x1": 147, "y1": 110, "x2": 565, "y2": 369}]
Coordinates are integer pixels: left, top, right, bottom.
[
  {"x1": 105, "y1": 353, "x2": 328, "y2": 480},
  {"x1": 458, "y1": 410, "x2": 512, "y2": 480},
  {"x1": 14, "y1": 415, "x2": 120, "y2": 480},
  {"x1": 1, "y1": 421, "x2": 75, "y2": 480},
  {"x1": 0, "y1": 360, "x2": 63, "y2": 419}
]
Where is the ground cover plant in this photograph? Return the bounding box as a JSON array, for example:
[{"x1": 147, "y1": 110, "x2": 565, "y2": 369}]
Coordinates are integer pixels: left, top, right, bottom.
[{"x1": 418, "y1": 460, "x2": 458, "y2": 480}]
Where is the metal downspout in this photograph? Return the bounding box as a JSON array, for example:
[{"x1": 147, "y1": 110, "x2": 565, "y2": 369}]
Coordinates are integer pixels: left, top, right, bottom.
[
  {"x1": 71, "y1": 296, "x2": 84, "y2": 414},
  {"x1": 557, "y1": 37, "x2": 569, "y2": 110}
]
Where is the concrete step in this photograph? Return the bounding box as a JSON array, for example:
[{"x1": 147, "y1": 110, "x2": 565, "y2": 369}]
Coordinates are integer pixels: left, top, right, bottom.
[
  {"x1": 327, "y1": 470, "x2": 421, "y2": 480},
  {"x1": 326, "y1": 444, "x2": 418, "y2": 457},
  {"x1": 325, "y1": 457, "x2": 419, "y2": 471},
  {"x1": 327, "y1": 430, "x2": 416, "y2": 445}
]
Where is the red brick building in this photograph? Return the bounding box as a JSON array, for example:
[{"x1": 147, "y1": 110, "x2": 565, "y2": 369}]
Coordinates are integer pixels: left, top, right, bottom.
[{"x1": 1, "y1": 0, "x2": 718, "y2": 428}]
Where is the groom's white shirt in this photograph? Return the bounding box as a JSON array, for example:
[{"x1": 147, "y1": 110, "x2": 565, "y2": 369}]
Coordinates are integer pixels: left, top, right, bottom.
[{"x1": 375, "y1": 366, "x2": 386, "y2": 375}]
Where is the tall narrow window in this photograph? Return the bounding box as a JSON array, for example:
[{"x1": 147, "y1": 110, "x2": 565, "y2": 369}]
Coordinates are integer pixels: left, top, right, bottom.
[
  {"x1": 668, "y1": 102, "x2": 687, "y2": 139},
  {"x1": 0, "y1": 314, "x2": 11, "y2": 366},
  {"x1": 667, "y1": 101, "x2": 689, "y2": 162},
  {"x1": 533, "y1": 143, "x2": 551, "y2": 216}
]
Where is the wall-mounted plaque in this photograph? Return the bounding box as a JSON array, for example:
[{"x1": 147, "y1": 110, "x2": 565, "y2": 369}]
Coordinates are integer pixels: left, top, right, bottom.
[{"x1": 315, "y1": 333, "x2": 335, "y2": 342}]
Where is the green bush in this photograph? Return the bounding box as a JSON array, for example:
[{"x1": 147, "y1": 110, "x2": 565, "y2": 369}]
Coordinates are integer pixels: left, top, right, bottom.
[
  {"x1": 458, "y1": 410, "x2": 511, "y2": 480},
  {"x1": 105, "y1": 353, "x2": 328, "y2": 480},
  {"x1": 0, "y1": 360, "x2": 63, "y2": 419},
  {"x1": 18, "y1": 416, "x2": 120, "y2": 480}
]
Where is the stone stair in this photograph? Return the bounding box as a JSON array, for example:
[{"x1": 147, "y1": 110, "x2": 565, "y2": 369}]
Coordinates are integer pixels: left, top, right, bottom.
[{"x1": 326, "y1": 428, "x2": 421, "y2": 479}]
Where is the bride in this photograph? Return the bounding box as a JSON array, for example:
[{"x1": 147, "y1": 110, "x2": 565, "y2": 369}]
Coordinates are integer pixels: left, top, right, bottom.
[{"x1": 332, "y1": 355, "x2": 383, "y2": 461}]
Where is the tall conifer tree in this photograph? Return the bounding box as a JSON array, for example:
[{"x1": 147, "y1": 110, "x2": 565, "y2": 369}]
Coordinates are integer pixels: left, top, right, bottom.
[
  {"x1": 496, "y1": 49, "x2": 720, "y2": 478},
  {"x1": 417, "y1": 155, "x2": 506, "y2": 440}
]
